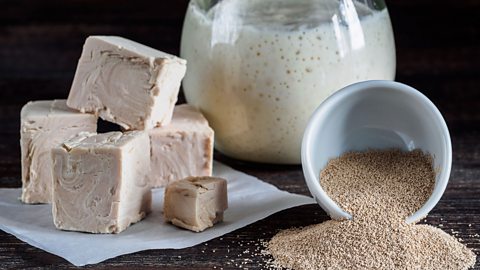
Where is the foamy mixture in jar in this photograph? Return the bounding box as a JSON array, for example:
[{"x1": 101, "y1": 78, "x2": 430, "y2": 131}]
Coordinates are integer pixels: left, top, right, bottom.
[{"x1": 181, "y1": 0, "x2": 396, "y2": 163}]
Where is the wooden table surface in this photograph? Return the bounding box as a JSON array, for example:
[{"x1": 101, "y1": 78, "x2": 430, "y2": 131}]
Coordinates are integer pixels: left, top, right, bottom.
[{"x1": 1, "y1": 0, "x2": 479, "y2": 268}]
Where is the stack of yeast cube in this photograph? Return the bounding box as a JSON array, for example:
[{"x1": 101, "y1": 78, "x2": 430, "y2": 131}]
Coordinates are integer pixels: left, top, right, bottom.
[{"x1": 20, "y1": 36, "x2": 216, "y2": 233}]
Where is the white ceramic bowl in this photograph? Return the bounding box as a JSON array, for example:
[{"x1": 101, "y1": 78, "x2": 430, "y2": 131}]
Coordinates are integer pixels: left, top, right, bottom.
[{"x1": 301, "y1": 80, "x2": 452, "y2": 223}]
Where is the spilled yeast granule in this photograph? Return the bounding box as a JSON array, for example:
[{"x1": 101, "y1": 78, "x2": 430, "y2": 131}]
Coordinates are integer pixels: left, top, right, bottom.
[{"x1": 266, "y1": 149, "x2": 476, "y2": 269}]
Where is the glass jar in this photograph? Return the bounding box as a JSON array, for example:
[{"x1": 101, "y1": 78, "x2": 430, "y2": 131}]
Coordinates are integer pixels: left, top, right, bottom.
[{"x1": 181, "y1": 0, "x2": 396, "y2": 164}]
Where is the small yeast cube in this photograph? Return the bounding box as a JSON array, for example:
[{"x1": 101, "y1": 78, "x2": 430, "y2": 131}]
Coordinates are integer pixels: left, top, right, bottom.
[
  {"x1": 20, "y1": 100, "x2": 97, "y2": 204},
  {"x1": 149, "y1": 104, "x2": 214, "y2": 187},
  {"x1": 51, "y1": 131, "x2": 151, "y2": 234},
  {"x1": 164, "y1": 176, "x2": 228, "y2": 232},
  {"x1": 67, "y1": 36, "x2": 187, "y2": 130}
]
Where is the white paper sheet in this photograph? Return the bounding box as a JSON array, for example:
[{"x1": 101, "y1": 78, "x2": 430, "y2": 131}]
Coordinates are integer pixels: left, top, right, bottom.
[{"x1": 0, "y1": 161, "x2": 314, "y2": 266}]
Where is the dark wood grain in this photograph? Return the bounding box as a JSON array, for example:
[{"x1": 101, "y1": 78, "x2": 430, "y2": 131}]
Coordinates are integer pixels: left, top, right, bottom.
[{"x1": 0, "y1": 0, "x2": 479, "y2": 268}]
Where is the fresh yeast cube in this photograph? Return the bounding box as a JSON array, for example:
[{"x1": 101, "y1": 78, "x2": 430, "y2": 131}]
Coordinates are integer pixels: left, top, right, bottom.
[
  {"x1": 67, "y1": 36, "x2": 186, "y2": 130},
  {"x1": 149, "y1": 104, "x2": 214, "y2": 187},
  {"x1": 20, "y1": 100, "x2": 97, "y2": 204},
  {"x1": 51, "y1": 131, "x2": 151, "y2": 234},
  {"x1": 164, "y1": 176, "x2": 228, "y2": 232}
]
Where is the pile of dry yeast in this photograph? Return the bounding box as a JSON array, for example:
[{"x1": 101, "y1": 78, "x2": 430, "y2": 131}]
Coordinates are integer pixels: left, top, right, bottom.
[{"x1": 267, "y1": 149, "x2": 476, "y2": 269}]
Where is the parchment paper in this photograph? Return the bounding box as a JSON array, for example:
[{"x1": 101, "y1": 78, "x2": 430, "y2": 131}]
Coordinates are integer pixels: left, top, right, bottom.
[{"x1": 0, "y1": 161, "x2": 314, "y2": 266}]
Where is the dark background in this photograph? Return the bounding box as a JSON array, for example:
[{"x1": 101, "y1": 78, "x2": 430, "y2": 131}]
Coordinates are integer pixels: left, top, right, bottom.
[{"x1": 1, "y1": 0, "x2": 479, "y2": 268}]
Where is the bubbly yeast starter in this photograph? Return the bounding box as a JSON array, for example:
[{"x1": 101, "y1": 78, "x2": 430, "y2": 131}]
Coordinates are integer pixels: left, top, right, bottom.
[{"x1": 181, "y1": 0, "x2": 396, "y2": 163}]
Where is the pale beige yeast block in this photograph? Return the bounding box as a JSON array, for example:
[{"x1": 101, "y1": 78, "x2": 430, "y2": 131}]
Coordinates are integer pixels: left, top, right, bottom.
[
  {"x1": 51, "y1": 131, "x2": 151, "y2": 234},
  {"x1": 67, "y1": 35, "x2": 187, "y2": 130},
  {"x1": 20, "y1": 100, "x2": 97, "y2": 204},
  {"x1": 149, "y1": 104, "x2": 214, "y2": 187},
  {"x1": 164, "y1": 176, "x2": 228, "y2": 232}
]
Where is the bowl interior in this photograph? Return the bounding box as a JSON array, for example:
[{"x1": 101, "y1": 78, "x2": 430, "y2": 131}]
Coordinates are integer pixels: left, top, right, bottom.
[{"x1": 302, "y1": 80, "x2": 451, "y2": 222}]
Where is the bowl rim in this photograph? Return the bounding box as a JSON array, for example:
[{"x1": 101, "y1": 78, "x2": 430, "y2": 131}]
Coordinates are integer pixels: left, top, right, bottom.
[{"x1": 301, "y1": 80, "x2": 452, "y2": 223}]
